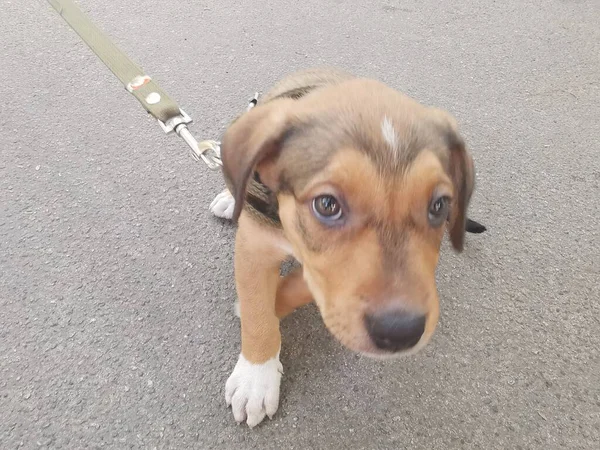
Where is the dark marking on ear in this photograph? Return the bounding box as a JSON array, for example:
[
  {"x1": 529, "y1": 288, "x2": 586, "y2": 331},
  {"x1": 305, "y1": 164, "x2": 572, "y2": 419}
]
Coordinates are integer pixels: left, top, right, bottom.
[
  {"x1": 219, "y1": 98, "x2": 296, "y2": 222},
  {"x1": 444, "y1": 128, "x2": 475, "y2": 252},
  {"x1": 465, "y1": 218, "x2": 486, "y2": 233},
  {"x1": 443, "y1": 128, "x2": 464, "y2": 153}
]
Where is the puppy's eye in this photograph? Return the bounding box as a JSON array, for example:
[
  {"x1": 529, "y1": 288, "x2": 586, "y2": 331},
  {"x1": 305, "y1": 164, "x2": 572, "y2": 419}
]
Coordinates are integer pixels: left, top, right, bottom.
[
  {"x1": 312, "y1": 195, "x2": 343, "y2": 223},
  {"x1": 428, "y1": 196, "x2": 450, "y2": 227}
]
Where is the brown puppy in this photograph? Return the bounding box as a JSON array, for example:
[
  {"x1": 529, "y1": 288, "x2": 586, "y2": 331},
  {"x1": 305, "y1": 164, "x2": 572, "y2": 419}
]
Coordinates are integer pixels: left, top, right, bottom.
[{"x1": 209, "y1": 68, "x2": 479, "y2": 427}]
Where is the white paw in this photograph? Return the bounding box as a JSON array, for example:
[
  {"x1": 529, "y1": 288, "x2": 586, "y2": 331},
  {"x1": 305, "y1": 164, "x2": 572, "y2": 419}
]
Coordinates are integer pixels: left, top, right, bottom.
[
  {"x1": 233, "y1": 301, "x2": 241, "y2": 318},
  {"x1": 210, "y1": 189, "x2": 235, "y2": 219},
  {"x1": 225, "y1": 352, "x2": 283, "y2": 427}
]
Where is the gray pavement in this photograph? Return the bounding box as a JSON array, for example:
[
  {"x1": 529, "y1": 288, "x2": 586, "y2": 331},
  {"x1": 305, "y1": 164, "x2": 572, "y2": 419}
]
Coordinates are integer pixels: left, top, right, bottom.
[{"x1": 1, "y1": 0, "x2": 599, "y2": 448}]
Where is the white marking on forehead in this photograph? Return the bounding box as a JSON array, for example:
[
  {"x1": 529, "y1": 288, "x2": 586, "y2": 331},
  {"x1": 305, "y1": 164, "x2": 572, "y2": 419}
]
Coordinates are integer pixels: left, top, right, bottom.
[{"x1": 381, "y1": 116, "x2": 398, "y2": 154}]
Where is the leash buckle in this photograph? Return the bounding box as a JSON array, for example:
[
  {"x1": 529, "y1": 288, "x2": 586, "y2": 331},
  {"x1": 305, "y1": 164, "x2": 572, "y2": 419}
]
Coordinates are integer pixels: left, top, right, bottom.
[
  {"x1": 157, "y1": 108, "x2": 193, "y2": 134},
  {"x1": 158, "y1": 109, "x2": 222, "y2": 170},
  {"x1": 156, "y1": 92, "x2": 258, "y2": 171},
  {"x1": 185, "y1": 134, "x2": 222, "y2": 170}
]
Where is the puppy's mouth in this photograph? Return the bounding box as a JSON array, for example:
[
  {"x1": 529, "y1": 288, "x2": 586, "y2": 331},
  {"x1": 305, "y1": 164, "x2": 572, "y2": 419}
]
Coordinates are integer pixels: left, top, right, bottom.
[{"x1": 304, "y1": 272, "x2": 439, "y2": 359}]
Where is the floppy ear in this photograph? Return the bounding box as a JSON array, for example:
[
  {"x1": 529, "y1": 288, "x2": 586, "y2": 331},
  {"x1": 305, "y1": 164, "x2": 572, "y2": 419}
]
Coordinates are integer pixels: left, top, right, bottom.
[
  {"x1": 220, "y1": 98, "x2": 296, "y2": 222},
  {"x1": 446, "y1": 131, "x2": 475, "y2": 252}
]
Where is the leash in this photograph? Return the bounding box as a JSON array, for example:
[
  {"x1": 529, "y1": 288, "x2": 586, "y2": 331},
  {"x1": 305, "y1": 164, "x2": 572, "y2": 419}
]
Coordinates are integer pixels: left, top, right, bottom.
[{"x1": 47, "y1": 0, "x2": 258, "y2": 170}]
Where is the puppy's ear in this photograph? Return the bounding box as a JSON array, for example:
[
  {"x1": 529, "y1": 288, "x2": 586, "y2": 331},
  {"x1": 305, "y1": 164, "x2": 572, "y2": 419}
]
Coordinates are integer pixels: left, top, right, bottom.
[
  {"x1": 220, "y1": 98, "x2": 296, "y2": 222},
  {"x1": 446, "y1": 130, "x2": 475, "y2": 252}
]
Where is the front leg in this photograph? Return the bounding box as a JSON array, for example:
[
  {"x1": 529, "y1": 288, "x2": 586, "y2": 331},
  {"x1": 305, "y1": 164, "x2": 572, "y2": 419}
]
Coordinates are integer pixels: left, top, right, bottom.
[{"x1": 225, "y1": 211, "x2": 289, "y2": 427}]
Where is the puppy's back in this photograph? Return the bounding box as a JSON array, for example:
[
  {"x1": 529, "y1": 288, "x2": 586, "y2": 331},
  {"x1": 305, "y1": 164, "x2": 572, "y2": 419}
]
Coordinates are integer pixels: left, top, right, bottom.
[{"x1": 259, "y1": 67, "x2": 355, "y2": 104}]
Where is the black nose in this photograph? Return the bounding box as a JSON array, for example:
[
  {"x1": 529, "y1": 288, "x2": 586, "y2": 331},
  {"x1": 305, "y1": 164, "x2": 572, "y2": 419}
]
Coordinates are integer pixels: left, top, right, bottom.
[{"x1": 364, "y1": 311, "x2": 426, "y2": 352}]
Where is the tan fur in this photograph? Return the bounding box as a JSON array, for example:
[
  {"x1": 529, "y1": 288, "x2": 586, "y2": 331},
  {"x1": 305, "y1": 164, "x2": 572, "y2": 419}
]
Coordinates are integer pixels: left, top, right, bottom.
[
  {"x1": 275, "y1": 267, "x2": 313, "y2": 319},
  {"x1": 234, "y1": 211, "x2": 290, "y2": 363},
  {"x1": 277, "y1": 149, "x2": 448, "y2": 355},
  {"x1": 220, "y1": 67, "x2": 476, "y2": 366}
]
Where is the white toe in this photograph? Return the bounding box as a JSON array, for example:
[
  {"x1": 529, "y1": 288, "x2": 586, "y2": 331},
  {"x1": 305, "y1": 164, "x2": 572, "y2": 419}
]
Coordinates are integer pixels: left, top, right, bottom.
[
  {"x1": 210, "y1": 190, "x2": 230, "y2": 209},
  {"x1": 210, "y1": 189, "x2": 235, "y2": 219},
  {"x1": 223, "y1": 202, "x2": 235, "y2": 219},
  {"x1": 225, "y1": 352, "x2": 283, "y2": 427}
]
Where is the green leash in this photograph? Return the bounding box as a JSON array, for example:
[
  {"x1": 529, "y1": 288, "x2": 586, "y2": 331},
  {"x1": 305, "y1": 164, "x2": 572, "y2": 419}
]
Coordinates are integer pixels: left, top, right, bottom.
[{"x1": 47, "y1": 0, "x2": 224, "y2": 170}]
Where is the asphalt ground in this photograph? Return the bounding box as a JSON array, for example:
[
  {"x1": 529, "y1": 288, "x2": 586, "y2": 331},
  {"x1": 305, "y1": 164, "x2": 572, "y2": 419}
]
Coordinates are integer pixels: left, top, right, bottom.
[{"x1": 1, "y1": 0, "x2": 599, "y2": 448}]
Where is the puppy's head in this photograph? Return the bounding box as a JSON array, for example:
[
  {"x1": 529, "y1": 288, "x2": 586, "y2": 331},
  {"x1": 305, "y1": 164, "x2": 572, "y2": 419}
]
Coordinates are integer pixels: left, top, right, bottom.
[{"x1": 221, "y1": 78, "x2": 475, "y2": 358}]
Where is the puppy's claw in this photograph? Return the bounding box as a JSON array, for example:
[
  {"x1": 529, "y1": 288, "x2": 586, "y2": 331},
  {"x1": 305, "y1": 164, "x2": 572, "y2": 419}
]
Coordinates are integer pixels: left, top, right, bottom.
[
  {"x1": 245, "y1": 407, "x2": 266, "y2": 428},
  {"x1": 230, "y1": 389, "x2": 248, "y2": 423},
  {"x1": 264, "y1": 385, "x2": 281, "y2": 419},
  {"x1": 225, "y1": 353, "x2": 283, "y2": 428}
]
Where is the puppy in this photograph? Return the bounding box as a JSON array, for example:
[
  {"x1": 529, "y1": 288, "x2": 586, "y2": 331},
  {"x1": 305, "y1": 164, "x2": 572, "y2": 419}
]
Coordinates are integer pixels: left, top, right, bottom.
[{"x1": 209, "y1": 67, "x2": 485, "y2": 427}]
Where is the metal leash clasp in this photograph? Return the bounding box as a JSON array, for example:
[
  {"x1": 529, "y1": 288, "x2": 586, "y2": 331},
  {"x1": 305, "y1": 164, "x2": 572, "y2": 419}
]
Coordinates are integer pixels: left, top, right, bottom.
[
  {"x1": 157, "y1": 109, "x2": 222, "y2": 170},
  {"x1": 157, "y1": 93, "x2": 259, "y2": 170}
]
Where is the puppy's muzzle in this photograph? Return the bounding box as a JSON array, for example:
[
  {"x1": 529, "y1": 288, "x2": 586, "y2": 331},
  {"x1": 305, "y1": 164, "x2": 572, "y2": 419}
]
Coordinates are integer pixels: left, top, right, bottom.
[{"x1": 364, "y1": 310, "x2": 426, "y2": 352}]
